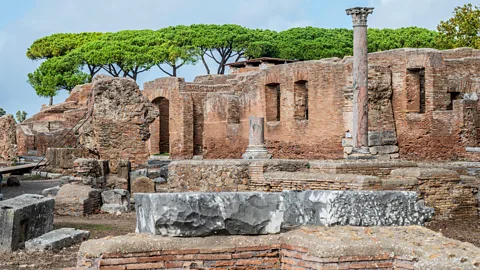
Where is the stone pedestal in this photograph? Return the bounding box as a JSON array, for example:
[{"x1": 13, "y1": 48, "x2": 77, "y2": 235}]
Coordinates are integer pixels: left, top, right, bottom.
[{"x1": 242, "y1": 116, "x2": 271, "y2": 159}]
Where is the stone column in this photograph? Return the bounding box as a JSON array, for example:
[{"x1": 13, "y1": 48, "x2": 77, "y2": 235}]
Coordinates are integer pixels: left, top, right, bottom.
[
  {"x1": 346, "y1": 7, "x2": 374, "y2": 152},
  {"x1": 242, "y1": 116, "x2": 271, "y2": 159}
]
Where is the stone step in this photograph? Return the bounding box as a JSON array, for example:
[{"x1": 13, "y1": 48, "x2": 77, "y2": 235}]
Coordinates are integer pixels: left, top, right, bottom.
[
  {"x1": 25, "y1": 228, "x2": 90, "y2": 251},
  {"x1": 263, "y1": 172, "x2": 381, "y2": 190},
  {"x1": 147, "y1": 159, "x2": 170, "y2": 167}
]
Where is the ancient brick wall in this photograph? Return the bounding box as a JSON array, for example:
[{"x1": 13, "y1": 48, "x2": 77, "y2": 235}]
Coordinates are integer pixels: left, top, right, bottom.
[
  {"x1": 367, "y1": 48, "x2": 480, "y2": 161},
  {"x1": 15, "y1": 83, "x2": 92, "y2": 156},
  {"x1": 384, "y1": 168, "x2": 479, "y2": 220},
  {"x1": 143, "y1": 78, "x2": 194, "y2": 159},
  {"x1": 77, "y1": 227, "x2": 480, "y2": 270},
  {"x1": 78, "y1": 243, "x2": 416, "y2": 270},
  {"x1": 141, "y1": 48, "x2": 480, "y2": 161}
]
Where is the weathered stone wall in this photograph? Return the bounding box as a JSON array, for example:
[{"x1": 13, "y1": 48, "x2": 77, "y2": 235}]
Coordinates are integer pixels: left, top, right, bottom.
[
  {"x1": 384, "y1": 168, "x2": 479, "y2": 220},
  {"x1": 165, "y1": 160, "x2": 479, "y2": 220},
  {"x1": 0, "y1": 114, "x2": 17, "y2": 161},
  {"x1": 166, "y1": 160, "x2": 250, "y2": 192},
  {"x1": 80, "y1": 76, "x2": 157, "y2": 172}
]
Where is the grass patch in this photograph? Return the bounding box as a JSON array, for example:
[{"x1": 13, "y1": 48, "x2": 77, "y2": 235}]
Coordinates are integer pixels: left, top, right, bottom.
[
  {"x1": 54, "y1": 223, "x2": 115, "y2": 232},
  {"x1": 21, "y1": 174, "x2": 45, "y2": 180},
  {"x1": 153, "y1": 152, "x2": 169, "y2": 156}
]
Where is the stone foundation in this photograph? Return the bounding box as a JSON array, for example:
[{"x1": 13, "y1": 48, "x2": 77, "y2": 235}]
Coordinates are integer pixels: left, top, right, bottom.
[{"x1": 77, "y1": 226, "x2": 480, "y2": 269}]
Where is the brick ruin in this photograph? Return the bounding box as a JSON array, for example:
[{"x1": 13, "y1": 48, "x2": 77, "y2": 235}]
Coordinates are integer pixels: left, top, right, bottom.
[
  {"x1": 6, "y1": 47, "x2": 479, "y2": 167},
  {"x1": 143, "y1": 47, "x2": 480, "y2": 161}
]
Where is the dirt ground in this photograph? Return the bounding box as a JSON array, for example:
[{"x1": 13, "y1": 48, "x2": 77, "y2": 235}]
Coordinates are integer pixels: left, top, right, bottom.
[
  {"x1": 426, "y1": 217, "x2": 480, "y2": 248},
  {"x1": 0, "y1": 214, "x2": 478, "y2": 270},
  {"x1": 0, "y1": 213, "x2": 137, "y2": 270}
]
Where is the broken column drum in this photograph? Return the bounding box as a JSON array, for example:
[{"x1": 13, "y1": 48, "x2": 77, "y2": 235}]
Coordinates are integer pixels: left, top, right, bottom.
[
  {"x1": 242, "y1": 116, "x2": 272, "y2": 159},
  {"x1": 346, "y1": 7, "x2": 374, "y2": 152}
]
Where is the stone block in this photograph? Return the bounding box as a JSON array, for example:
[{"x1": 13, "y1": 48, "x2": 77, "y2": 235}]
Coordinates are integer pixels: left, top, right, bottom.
[
  {"x1": 368, "y1": 131, "x2": 397, "y2": 147},
  {"x1": 6, "y1": 176, "x2": 20, "y2": 187},
  {"x1": 131, "y1": 177, "x2": 155, "y2": 194},
  {"x1": 117, "y1": 160, "x2": 131, "y2": 180},
  {"x1": 0, "y1": 194, "x2": 55, "y2": 252},
  {"x1": 101, "y1": 204, "x2": 129, "y2": 214},
  {"x1": 102, "y1": 189, "x2": 130, "y2": 206},
  {"x1": 134, "y1": 191, "x2": 433, "y2": 237},
  {"x1": 25, "y1": 228, "x2": 90, "y2": 252},
  {"x1": 135, "y1": 192, "x2": 284, "y2": 236},
  {"x1": 369, "y1": 145, "x2": 399, "y2": 155},
  {"x1": 73, "y1": 158, "x2": 108, "y2": 187},
  {"x1": 282, "y1": 190, "x2": 433, "y2": 227},
  {"x1": 42, "y1": 186, "x2": 60, "y2": 197},
  {"x1": 130, "y1": 169, "x2": 147, "y2": 182},
  {"x1": 55, "y1": 184, "x2": 102, "y2": 216},
  {"x1": 106, "y1": 175, "x2": 128, "y2": 190}
]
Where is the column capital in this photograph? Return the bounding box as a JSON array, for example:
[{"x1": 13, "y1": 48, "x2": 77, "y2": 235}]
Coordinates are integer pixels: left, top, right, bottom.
[{"x1": 346, "y1": 7, "x2": 374, "y2": 26}]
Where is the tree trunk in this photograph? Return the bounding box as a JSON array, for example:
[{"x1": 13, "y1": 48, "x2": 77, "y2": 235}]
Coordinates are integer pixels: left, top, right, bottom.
[
  {"x1": 49, "y1": 96, "x2": 53, "y2": 106},
  {"x1": 172, "y1": 66, "x2": 177, "y2": 77},
  {"x1": 201, "y1": 55, "x2": 210, "y2": 74}
]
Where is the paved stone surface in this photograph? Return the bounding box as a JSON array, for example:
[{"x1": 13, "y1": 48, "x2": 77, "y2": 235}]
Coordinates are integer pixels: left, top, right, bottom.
[
  {"x1": 25, "y1": 228, "x2": 90, "y2": 252},
  {"x1": 135, "y1": 192, "x2": 284, "y2": 236},
  {"x1": 0, "y1": 194, "x2": 54, "y2": 252},
  {"x1": 135, "y1": 191, "x2": 433, "y2": 237},
  {"x1": 78, "y1": 226, "x2": 480, "y2": 270}
]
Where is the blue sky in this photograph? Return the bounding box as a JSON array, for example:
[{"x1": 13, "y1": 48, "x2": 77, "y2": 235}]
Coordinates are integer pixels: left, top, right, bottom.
[{"x1": 0, "y1": 0, "x2": 475, "y2": 117}]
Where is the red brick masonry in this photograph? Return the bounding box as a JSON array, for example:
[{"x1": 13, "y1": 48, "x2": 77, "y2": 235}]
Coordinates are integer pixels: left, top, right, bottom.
[{"x1": 76, "y1": 226, "x2": 480, "y2": 269}]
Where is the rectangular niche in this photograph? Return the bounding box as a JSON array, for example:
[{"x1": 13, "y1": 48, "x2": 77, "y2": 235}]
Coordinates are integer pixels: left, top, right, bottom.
[
  {"x1": 406, "y1": 67, "x2": 426, "y2": 113},
  {"x1": 265, "y1": 83, "x2": 281, "y2": 122},
  {"x1": 294, "y1": 80, "x2": 308, "y2": 120}
]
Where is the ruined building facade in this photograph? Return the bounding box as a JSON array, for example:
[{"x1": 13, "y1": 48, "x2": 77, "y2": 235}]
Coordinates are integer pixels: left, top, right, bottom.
[
  {"x1": 144, "y1": 48, "x2": 480, "y2": 161},
  {"x1": 8, "y1": 47, "x2": 480, "y2": 168}
]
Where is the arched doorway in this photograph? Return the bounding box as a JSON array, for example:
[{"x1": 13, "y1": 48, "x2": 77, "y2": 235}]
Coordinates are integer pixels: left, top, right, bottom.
[{"x1": 152, "y1": 97, "x2": 170, "y2": 154}]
